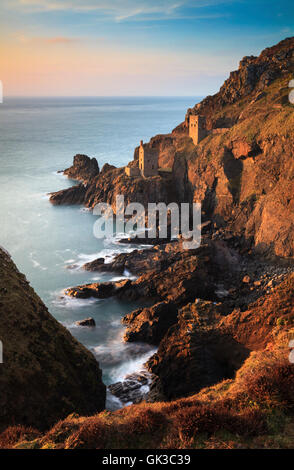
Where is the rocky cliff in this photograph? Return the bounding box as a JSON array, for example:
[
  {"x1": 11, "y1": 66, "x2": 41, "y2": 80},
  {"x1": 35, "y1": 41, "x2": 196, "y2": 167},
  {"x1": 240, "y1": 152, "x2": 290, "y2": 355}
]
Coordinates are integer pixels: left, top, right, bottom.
[
  {"x1": 63, "y1": 154, "x2": 99, "y2": 183},
  {"x1": 147, "y1": 273, "x2": 294, "y2": 400},
  {"x1": 0, "y1": 248, "x2": 106, "y2": 431},
  {"x1": 50, "y1": 37, "x2": 294, "y2": 258}
]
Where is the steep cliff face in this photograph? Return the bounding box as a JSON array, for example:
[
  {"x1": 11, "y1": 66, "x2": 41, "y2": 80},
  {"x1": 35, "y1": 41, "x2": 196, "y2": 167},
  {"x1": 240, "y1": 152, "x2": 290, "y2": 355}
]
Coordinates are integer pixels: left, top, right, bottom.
[
  {"x1": 146, "y1": 300, "x2": 248, "y2": 400},
  {"x1": 0, "y1": 248, "x2": 106, "y2": 431},
  {"x1": 186, "y1": 36, "x2": 294, "y2": 127},
  {"x1": 182, "y1": 38, "x2": 294, "y2": 257}
]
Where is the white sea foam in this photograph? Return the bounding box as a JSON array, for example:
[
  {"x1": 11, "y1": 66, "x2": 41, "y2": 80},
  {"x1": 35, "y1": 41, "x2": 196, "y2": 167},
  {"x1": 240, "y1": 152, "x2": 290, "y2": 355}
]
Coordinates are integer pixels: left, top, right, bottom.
[
  {"x1": 93, "y1": 329, "x2": 155, "y2": 370},
  {"x1": 106, "y1": 391, "x2": 123, "y2": 411},
  {"x1": 29, "y1": 252, "x2": 48, "y2": 270},
  {"x1": 109, "y1": 349, "x2": 156, "y2": 383},
  {"x1": 122, "y1": 269, "x2": 137, "y2": 280},
  {"x1": 52, "y1": 291, "x2": 100, "y2": 309},
  {"x1": 52, "y1": 170, "x2": 67, "y2": 179},
  {"x1": 64, "y1": 228, "x2": 150, "y2": 271}
]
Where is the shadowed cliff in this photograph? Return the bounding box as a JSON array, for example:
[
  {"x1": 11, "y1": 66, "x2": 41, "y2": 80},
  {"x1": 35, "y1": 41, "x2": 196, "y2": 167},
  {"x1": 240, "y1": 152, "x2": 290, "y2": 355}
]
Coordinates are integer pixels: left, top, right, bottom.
[{"x1": 0, "y1": 248, "x2": 106, "y2": 431}]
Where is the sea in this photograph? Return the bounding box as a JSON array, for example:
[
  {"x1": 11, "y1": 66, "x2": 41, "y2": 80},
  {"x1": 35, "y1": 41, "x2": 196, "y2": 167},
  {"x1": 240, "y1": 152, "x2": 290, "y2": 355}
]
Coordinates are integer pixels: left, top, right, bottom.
[{"x1": 0, "y1": 96, "x2": 201, "y2": 406}]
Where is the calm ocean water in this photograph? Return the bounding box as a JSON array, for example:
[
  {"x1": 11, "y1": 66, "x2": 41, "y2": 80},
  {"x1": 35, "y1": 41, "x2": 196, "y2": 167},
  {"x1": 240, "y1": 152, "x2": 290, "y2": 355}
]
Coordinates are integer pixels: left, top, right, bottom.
[{"x1": 0, "y1": 96, "x2": 200, "y2": 402}]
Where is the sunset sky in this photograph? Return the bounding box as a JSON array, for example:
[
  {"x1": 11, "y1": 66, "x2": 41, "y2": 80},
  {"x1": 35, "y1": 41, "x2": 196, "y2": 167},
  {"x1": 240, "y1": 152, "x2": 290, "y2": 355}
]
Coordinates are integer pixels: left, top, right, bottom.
[{"x1": 0, "y1": 0, "x2": 293, "y2": 96}]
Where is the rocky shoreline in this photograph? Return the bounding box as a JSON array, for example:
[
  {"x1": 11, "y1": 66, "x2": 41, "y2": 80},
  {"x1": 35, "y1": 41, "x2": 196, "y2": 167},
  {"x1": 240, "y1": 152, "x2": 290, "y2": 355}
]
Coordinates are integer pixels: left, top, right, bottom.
[{"x1": 66, "y1": 234, "x2": 294, "y2": 404}]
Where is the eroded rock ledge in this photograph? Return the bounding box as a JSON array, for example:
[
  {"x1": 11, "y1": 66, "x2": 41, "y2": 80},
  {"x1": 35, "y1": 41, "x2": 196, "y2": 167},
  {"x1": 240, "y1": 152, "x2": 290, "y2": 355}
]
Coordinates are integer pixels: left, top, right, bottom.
[
  {"x1": 65, "y1": 241, "x2": 221, "y2": 305},
  {"x1": 147, "y1": 272, "x2": 294, "y2": 401}
]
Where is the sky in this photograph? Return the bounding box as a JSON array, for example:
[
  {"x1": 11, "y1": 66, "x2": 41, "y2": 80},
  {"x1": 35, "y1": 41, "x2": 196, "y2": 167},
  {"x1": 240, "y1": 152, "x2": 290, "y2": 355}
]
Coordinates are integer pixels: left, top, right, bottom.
[{"x1": 0, "y1": 0, "x2": 293, "y2": 96}]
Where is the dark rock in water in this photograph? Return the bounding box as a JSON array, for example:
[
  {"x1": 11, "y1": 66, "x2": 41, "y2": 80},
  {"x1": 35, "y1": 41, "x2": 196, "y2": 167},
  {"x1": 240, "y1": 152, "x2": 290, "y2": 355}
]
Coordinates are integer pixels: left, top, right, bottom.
[
  {"x1": 83, "y1": 257, "x2": 105, "y2": 271},
  {"x1": 76, "y1": 317, "x2": 96, "y2": 327},
  {"x1": 108, "y1": 370, "x2": 153, "y2": 404},
  {"x1": 122, "y1": 301, "x2": 178, "y2": 345},
  {"x1": 65, "y1": 279, "x2": 131, "y2": 299},
  {"x1": 64, "y1": 154, "x2": 99, "y2": 183},
  {"x1": 49, "y1": 183, "x2": 86, "y2": 206},
  {"x1": 67, "y1": 241, "x2": 218, "y2": 304},
  {"x1": 0, "y1": 247, "x2": 106, "y2": 431}
]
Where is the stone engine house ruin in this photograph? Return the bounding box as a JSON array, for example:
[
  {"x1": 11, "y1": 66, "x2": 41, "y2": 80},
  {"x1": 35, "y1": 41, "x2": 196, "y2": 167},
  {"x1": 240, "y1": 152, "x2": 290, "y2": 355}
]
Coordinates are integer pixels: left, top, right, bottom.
[
  {"x1": 189, "y1": 115, "x2": 207, "y2": 145},
  {"x1": 125, "y1": 140, "x2": 159, "y2": 178},
  {"x1": 125, "y1": 113, "x2": 228, "y2": 178}
]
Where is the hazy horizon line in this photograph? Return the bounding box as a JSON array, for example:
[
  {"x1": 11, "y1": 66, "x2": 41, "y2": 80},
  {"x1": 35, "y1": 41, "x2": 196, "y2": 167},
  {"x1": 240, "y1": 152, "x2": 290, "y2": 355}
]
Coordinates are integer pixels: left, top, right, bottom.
[{"x1": 2, "y1": 94, "x2": 205, "y2": 99}]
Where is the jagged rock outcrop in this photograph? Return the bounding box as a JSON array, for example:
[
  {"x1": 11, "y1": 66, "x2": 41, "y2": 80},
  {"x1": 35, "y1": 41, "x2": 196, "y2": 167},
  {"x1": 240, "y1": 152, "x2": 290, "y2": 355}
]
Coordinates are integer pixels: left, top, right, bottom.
[
  {"x1": 122, "y1": 301, "x2": 178, "y2": 345},
  {"x1": 83, "y1": 240, "x2": 192, "y2": 275},
  {"x1": 147, "y1": 300, "x2": 249, "y2": 400},
  {"x1": 65, "y1": 242, "x2": 218, "y2": 305},
  {"x1": 50, "y1": 165, "x2": 176, "y2": 214},
  {"x1": 147, "y1": 273, "x2": 294, "y2": 401},
  {"x1": 0, "y1": 248, "x2": 106, "y2": 431},
  {"x1": 186, "y1": 37, "x2": 294, "y2": 128},
  {"x1": 49, "y1": 183, "x2": 86, "y2": 205},
  {"x1": 83, "y1": 246, "x2": 161, "y2": 274},
  {"x1": 65, "y1": 279, "x2": 130, "y2": 299},
  {"x1": 63, "y1": 154, "x2": 99, "y2": 183}
]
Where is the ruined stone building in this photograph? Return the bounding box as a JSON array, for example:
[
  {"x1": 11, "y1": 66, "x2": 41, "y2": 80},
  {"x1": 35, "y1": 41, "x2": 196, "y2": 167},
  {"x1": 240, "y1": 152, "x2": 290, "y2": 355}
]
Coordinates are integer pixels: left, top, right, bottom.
[
  {"x1": 125, "y1": 140, "x2": 158, "y2": 178},
  {"x1": 189, "y1": 115, "x2": 207, "y2": 145},
  {"x1": 138, "y1": 140, "x2": 158, "y2": 177},
  {"x1": 187, "y1": 113, "x2": 229, "y2": 144}
]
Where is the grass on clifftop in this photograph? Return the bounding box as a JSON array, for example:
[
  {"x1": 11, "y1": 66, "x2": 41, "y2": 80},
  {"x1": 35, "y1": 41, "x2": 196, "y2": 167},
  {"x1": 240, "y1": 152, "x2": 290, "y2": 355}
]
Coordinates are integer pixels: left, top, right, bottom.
[{"x1": 194, "y1": 73, "x2": 294, "y2": 158}]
